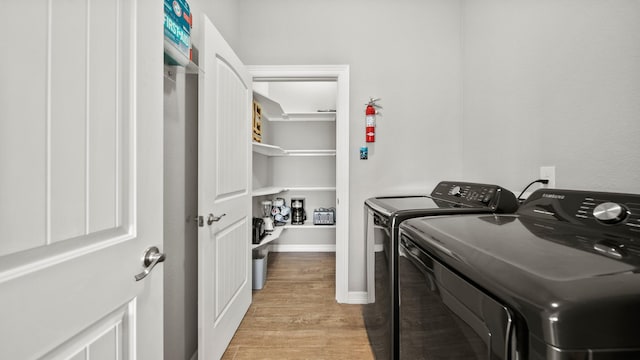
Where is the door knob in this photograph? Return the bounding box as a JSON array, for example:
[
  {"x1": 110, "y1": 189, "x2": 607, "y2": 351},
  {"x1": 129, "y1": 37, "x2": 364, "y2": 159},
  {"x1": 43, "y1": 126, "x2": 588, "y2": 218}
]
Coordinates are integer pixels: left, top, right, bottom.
[
  {"x1": 134, "y1": 246, "x2": 166, "y2": 281},
  {"x1": 207, "y1": 213, "x2": 226, "y2": 225}
]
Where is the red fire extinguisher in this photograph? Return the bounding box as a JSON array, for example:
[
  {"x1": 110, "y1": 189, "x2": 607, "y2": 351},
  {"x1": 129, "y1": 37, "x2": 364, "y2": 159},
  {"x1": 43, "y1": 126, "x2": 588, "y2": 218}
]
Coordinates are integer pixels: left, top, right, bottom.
[{"x1": 365, "y1": 98, "x2": 382, "y2": 143}]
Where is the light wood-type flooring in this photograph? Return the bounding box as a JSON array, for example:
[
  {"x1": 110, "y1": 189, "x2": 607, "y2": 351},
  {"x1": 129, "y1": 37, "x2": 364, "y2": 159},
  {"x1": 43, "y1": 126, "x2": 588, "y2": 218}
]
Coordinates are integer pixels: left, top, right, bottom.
[{"x1": 222, "y1": 252, "x2": 375, "y2": 359}]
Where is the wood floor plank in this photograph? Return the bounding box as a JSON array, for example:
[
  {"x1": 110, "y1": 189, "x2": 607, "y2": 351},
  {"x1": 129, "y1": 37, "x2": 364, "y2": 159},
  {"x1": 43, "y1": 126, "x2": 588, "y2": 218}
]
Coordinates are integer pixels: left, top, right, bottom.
[{"x1": 222, "y1": 252, "x2": 374, "y2": 359}]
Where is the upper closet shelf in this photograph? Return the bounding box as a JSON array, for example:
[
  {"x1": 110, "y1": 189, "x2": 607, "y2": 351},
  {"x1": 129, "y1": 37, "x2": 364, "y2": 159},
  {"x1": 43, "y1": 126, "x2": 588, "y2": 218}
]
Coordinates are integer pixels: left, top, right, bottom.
[
  {"x1": 253, "y1": 143, "x2": 336, "y2": 157},
  {"x1": 252, "y1": 186, "x2": 288, "y2": 197},
  {"x1": 186, "y1": 61, "x2": 201, "y2": 74},
  {"x1": 253, "y1": 91, "x2": 336, "y2": 122}
]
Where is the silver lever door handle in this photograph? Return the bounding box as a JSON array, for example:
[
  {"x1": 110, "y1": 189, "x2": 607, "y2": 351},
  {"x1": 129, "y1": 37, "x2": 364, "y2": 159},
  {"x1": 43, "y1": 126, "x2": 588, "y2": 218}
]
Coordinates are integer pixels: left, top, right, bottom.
[
  {"x1": 207, "y1": 213, "x2": 226, "y2": 225},
  {"x1": 134, "y1": 246, "x2": 166, "y2": 281}
]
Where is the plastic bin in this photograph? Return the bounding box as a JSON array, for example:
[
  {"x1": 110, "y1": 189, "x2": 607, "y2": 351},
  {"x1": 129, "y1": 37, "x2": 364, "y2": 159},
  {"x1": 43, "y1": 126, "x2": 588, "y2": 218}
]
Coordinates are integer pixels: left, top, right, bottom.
[{"x1": 252, "y1": 252, "x2": 268, "y2": 290}]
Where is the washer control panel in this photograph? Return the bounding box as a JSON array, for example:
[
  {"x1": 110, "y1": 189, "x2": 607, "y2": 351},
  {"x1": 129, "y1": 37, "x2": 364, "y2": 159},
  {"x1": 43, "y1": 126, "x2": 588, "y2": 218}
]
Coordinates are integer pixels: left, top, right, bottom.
[{"x1": 431, "y1": 181, "x2": 518, "y2": 213}]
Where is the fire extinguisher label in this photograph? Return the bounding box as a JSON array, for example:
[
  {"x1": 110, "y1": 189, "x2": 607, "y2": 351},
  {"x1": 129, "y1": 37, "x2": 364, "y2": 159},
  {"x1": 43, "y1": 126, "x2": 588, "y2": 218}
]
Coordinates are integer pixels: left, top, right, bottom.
[{"x1": 365, "y1": 115, "x2": 375, "y2": 127}]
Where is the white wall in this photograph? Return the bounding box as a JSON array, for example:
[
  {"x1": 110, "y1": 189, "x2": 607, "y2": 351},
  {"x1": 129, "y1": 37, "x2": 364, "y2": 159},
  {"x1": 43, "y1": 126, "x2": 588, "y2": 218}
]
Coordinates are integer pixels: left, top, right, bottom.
[
  {"x1": 236, "y1": 0, "x2": 464, "y2": 292},
  {"x1": 189, "y1": 0, "x2": 240, "y2": 50},
  {"x1": 462, "y1": 0, "x2": 640, "y2": 193}
]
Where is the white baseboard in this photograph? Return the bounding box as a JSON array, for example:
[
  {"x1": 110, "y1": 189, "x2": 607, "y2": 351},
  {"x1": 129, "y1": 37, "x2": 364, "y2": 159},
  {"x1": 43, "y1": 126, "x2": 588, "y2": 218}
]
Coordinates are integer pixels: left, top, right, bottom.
[
  {"x1": 190, "y1": 350, "x2": 197, "y2": 360},
  {"x1": 269, "y1": 244, "x2": 336, "y2": 252},
  {"x1": 346, "y1": 291, "x2": 369, "y2": 304}
]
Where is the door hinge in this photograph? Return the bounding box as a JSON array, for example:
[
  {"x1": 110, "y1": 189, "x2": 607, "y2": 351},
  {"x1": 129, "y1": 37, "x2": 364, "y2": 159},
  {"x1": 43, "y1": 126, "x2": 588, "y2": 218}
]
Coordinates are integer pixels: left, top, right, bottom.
[{"x1": 194, "y1": 216, "x2": 204, "y2": 227}]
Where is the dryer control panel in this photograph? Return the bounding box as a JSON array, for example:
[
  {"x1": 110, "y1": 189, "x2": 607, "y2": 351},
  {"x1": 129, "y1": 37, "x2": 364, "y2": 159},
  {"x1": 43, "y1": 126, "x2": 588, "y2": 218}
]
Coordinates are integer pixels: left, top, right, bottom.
[{"x1": 519, "y1": 188, "x2": 640, "y2": 238}]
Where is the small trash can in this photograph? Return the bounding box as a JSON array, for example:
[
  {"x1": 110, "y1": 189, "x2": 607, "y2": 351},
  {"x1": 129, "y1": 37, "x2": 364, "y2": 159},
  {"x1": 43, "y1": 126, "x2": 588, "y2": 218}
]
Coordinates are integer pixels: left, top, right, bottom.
[{"x1": 252, "y1": 252, "x2": 268, "y2": 290}]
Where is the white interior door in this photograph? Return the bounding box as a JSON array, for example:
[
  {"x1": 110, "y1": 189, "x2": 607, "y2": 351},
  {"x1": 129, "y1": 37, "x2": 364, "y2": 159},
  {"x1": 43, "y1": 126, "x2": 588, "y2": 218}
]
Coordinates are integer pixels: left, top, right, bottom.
[
  {"x1": 197, "y1": 15, "x2": 252, "y2": 360},
  {"x1": 0, "y1": 0, "x2": 163, "y2": 359}
]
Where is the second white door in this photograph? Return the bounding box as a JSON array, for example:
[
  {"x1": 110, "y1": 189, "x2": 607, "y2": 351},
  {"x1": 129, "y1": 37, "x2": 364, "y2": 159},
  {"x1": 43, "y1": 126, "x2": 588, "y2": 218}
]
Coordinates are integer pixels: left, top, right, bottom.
[{"x1": 197, "y1": 15, "x2": 253, "y2": 360}]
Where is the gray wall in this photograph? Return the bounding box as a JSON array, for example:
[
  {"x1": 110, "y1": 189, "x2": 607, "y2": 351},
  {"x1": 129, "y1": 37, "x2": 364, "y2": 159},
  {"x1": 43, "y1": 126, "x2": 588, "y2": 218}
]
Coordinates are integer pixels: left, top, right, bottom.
[
  {"x1": 235, "y1": 0, "x2": 640, "y2": 295},
  {"x1": 461, "y1": 0, "x2": 640, "y2": 194},
  {"x1": 189, "y1": 0, "x2": 240, "y2": 50},
  {"x1": 236, "y1": 0, "x2": 465, "y2": 292},
  {"x1": 164, "y1": 69, "x2": 199, "y2": 360}
]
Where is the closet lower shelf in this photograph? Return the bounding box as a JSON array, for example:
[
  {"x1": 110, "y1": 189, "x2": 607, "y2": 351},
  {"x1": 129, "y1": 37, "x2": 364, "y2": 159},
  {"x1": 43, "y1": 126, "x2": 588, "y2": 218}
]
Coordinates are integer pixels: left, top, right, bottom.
[
  {"x1": 252, "y1": 223, "x2": 336, "y2": 249},
  {"x1": 252, "y1": 227, "x2": 284, "y2": 250},
  {"x1": 284, "y1": 223, "x2": 336, "y2": 229}
]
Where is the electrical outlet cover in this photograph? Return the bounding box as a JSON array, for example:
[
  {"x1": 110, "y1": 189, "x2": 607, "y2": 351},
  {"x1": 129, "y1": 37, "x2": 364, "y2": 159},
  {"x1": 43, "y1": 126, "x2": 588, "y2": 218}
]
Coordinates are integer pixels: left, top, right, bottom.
[{"x1": 540, "y1": 166, "x2": 556, "y2": 188}]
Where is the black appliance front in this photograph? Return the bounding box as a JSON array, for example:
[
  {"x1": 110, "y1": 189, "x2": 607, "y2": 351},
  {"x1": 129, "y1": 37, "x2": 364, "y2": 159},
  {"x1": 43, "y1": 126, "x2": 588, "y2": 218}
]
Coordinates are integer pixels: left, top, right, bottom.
[
  {"x1": 399, "y1": 235, "x2": 512, "y2": 359},
  {"x1": 252, "y1": 217, "x2": 265, "y2": 244},
  {"x1": 399, "y1": 188, "x2": 640, "y2": 359},
  {"x1": 363, "y1": 181, "x2": 518, "y2": 359}
]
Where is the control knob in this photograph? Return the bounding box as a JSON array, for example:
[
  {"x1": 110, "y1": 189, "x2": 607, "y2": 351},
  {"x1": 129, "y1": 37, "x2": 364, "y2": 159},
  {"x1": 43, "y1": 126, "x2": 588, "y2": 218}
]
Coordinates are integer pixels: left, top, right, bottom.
[
  {"x1": 593, "y1": 202, "x2": 628, "y2": 224},
  {"x1": 449, "y1": 186, "x2": 462, "y2": 197}
]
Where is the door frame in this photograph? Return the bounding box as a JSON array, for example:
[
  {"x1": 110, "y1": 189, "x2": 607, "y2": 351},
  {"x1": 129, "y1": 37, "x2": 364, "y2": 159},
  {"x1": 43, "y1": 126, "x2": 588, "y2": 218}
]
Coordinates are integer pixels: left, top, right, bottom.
[{"x1": 247, "y1": 65, "x2": 350, "y2": 303}]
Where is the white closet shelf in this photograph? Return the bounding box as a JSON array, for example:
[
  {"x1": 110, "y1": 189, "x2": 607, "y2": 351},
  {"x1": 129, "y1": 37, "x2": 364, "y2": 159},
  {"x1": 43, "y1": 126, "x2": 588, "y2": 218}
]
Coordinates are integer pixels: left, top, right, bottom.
[
  {"x1": 252, "y1": 142, "x2": 335, "y2": 157},
  {"x1": 252, "y1": 187, "x2": 289, "y2": 197},
  {"x1": 253, "y1": 91, "x2": 283, "y2": 119},
  {"x1": 252, "y1": 227, "x2": 284, "y2": 249},
  {"x1": 252, "y1": 142, "x2": 286, "y2": 156},
  {"x1": 285, "y1": 149, "x2": 336, "y2": 157},
  {"x1": 252, "y1": 186, "x2": 335, "y2": 197},
  {"x1": 285, "y1": 223, "x2": 336, "y2": 229},
  {"x1": 268, "y1": 112, "x2": 335, "y2": 122},
  {"x1": 286, "y1": 186, "x2": 336, "y2": 192},
  {"x1": 252, "y1": 223, "x2": 334, "y2": 250},
  {"x1": 253, "y1": 91, "x2": 335, "y2": 122},
  {"x1": 186, "y1": 61, "x2": 201, "y2": 74}
]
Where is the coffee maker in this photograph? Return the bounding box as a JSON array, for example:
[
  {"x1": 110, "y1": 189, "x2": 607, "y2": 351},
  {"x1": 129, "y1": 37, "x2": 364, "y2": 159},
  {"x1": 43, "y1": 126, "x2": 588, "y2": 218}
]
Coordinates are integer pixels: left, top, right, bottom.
[
  {"x1": 261, "y1": 200, "x2": 274, "y2": 232},
  {"x1": 290, "y1": 197, "x2": 306, "y2": 225}
]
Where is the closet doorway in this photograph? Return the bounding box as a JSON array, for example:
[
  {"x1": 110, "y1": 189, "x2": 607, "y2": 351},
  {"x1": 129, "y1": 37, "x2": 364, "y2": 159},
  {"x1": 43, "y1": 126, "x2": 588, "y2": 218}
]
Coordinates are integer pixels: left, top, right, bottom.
[{"x1": 249, "y1": 66, "x2": 350, "y2": 303}]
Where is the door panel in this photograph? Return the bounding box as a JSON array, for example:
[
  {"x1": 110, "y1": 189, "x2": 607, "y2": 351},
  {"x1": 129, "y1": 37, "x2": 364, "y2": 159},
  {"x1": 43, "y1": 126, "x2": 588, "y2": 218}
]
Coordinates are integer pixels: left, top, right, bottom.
[
  {"x1": 216, "y1": 60, "x2": 250, "y2": 196},
  {"x1": 1, "y1": 0, "x2": 126, "y2": 253},
  {"x1": 198, "y1": 15, "x2": 252, "y2": 360},
  {"x1": 0, "y1": 0, "x2": 163, "y2": 358},
  {"x1": 215, "y1": 219, "x2": 249, "y2": 318},
  {"x1": 49, "y1": 0, "x2": 89, "y2": 242},
  {"x1": 42, "y1": 301, "x2": 131, "y2": 360},
  {"x1": 1, "y1": 0, "x2": 48, "y2": 253}
]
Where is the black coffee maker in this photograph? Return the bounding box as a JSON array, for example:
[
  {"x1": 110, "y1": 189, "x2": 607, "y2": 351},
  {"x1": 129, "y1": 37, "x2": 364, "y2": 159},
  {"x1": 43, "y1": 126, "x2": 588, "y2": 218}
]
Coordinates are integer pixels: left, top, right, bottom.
[{"x1": 291, "y1": 197, "x2": 306, "y2": 225}]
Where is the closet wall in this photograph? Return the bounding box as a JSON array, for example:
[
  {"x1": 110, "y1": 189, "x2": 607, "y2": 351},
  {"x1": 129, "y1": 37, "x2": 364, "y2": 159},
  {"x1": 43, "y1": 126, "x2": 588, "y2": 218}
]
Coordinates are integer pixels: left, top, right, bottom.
[{"x1": 163, "y1": 67, "x2": 199, "y2": 360}]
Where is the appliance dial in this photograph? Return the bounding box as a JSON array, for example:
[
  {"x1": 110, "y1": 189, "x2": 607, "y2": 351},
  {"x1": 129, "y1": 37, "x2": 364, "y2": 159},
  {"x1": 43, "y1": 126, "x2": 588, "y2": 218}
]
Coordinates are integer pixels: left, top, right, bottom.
[
  {"x1": 593, "y1": 202, "x2": 628, "y2": 224},
  {"x1": 449, "y1": 186, "x2": 462, "y2": 197}
]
